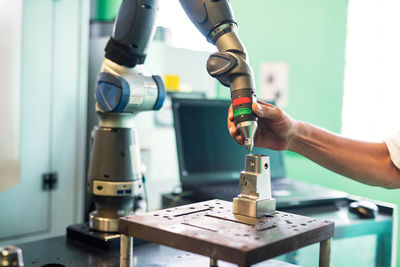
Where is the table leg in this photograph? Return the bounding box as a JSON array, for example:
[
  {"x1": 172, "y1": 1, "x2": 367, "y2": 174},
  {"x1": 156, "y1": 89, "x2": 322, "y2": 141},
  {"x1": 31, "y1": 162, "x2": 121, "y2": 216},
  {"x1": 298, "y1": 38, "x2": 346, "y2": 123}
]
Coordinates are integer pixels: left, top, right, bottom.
[
  {"x1": 319, "y1": 238, "x2": 332, "y2": 267},
  {"x1": 210, "y1": 258, "x2": 219, "y2": 266},
  {"x1": 375, "y1": 232, "x2": 392, "y2": 267},
  {"x1": 120, "y1": 234, "x2": 133, "y2": 267}
]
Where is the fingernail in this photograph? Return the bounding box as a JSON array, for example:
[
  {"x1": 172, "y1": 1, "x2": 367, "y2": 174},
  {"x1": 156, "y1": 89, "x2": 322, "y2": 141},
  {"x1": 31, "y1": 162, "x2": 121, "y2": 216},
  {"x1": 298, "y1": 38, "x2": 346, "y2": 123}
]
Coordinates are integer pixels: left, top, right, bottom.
[
  {"x1": 257, "y1": 103, "x2": 263, "y2": 112},
  {"x1": 229, "y1": 127, "x2": 234, "y2": 134}
]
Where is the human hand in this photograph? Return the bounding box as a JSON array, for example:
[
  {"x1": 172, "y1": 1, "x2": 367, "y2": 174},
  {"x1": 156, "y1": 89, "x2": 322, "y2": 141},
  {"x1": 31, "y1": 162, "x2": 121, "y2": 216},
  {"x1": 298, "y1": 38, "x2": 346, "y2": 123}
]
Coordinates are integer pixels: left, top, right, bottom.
[{"x1": 227, "y1": 101, "x2": 298, "y2": 151}]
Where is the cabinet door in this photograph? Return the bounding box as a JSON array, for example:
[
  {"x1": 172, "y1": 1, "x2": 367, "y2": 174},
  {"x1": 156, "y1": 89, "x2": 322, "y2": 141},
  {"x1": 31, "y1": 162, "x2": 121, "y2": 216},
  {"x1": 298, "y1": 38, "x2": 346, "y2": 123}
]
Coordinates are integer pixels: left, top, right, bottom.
[
  {"x1": 0, "y1": 0, "x2": 88, "y2": 243},
  {"x1": 0, "y1": 0, "x2": 53, "y2": 240}
]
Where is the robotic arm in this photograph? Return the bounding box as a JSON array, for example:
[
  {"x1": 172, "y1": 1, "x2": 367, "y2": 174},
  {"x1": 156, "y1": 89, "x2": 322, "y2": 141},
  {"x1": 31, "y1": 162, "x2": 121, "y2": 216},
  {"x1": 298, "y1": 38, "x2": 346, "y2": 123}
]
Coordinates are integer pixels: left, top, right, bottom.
[
  {"x1": 180, "y1": 0, "x2": 258, "y2": 153},
  {"x1": 96, "y1": 0, "x2": 165, "y2": 115},
  {"x1": 87, "y1": 0, "x2": 165, "y2": 233},
  {"x1": 87, "y1": 0, "x2": 258, "y2": 233},
  {"x1": 179, "y1": 1, "x2": 274, "y2": 218},
  {"x1": 97, "y1": 0, "x2": 257, "y2": 149}
]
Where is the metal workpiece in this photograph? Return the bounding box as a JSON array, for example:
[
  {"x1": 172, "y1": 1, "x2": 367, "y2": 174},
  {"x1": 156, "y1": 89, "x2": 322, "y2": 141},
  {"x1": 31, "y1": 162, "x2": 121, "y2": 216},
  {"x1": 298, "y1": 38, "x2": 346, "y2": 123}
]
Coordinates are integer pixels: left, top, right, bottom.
[
  {"x1": 233, "y1": 155, "x2": 276, "y2": 217},
  {"x1": 0, "y1": 246, "x2": 24, "y2": 267},
  {"x1": 119, "y1": 199, "x2": 334, "y2": 266},
  {"x1": 232, "y1": 197, "x2": 276, "y2": 219}
]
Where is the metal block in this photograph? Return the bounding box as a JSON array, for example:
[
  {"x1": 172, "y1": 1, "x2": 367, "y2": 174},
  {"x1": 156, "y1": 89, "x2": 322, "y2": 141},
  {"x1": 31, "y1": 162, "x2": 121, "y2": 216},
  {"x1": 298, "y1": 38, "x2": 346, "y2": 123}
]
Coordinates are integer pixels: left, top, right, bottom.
[
  {"x1": 233, "y1": 155, "x2": 276, "y2": 217},
  {"x1": 232, "y1": 197, "x2": 276, "y2": 217},
  {"x1": 119, "y1": 199, "x2": 334, "y2": 266}
]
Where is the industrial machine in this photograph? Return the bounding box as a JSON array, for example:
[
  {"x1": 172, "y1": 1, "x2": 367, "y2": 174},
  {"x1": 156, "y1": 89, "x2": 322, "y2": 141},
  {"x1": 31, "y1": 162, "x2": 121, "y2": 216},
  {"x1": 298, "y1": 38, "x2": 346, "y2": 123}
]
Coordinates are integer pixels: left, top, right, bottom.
[{"x1": 83, "y1": 0, "x2": 262, "y2": 236}]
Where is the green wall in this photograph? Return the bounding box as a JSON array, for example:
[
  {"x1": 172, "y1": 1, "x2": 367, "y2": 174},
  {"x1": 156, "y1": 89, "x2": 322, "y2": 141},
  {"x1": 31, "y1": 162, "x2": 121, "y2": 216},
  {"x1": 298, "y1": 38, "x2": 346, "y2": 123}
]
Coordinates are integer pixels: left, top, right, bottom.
[
  {"x1": 229, "y1": 0, "x2": 399, "y2": 264},
  {"x1": 93, "y1": 0, "x2": 121, "y2": 21}
]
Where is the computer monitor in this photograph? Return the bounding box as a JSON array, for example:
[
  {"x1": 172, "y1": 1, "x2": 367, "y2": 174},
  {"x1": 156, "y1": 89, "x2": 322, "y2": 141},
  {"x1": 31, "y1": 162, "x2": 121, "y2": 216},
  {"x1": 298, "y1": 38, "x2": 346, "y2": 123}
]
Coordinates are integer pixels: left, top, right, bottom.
[{"x1": 172, "y1": 97, "x2": 286, "y2": 188}]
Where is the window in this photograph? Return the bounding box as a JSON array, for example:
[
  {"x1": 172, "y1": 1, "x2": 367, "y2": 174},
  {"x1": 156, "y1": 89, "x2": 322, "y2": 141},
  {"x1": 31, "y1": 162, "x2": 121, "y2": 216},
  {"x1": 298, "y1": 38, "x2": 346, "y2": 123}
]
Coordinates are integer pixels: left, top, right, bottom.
[
  {"x1": 156, "y1": 0, "x2": 215, "y2": 52},
  {"x1": 342, "y1": 0, "x2": 400, "y2": 141}
]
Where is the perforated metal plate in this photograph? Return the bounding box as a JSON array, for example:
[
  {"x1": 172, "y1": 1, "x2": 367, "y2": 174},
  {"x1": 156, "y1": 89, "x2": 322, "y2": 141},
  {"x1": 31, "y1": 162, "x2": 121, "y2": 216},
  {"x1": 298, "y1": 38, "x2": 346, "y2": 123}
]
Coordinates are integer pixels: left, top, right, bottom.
[{"x1": 120, "y1": 199, "x2": 334, "y2": 266}]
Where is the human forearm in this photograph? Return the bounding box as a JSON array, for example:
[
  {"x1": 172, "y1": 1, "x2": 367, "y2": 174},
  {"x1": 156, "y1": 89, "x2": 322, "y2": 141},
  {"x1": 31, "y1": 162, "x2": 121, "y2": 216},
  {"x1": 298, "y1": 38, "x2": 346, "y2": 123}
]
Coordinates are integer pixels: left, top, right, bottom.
[
  {"x1": 227, "y1": 101, "x2": 400, "y2": 188},
  {"x1": 288, "y1": 121, "x2": 400, "y2": 188}
]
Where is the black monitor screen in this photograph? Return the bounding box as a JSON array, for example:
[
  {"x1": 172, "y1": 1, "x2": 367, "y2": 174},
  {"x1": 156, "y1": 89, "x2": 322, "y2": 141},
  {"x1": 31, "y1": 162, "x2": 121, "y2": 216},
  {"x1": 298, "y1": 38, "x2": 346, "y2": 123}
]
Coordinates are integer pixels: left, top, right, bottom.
[{"x1": 172, "y1": 98, "x2": 286, "y2": 186}]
